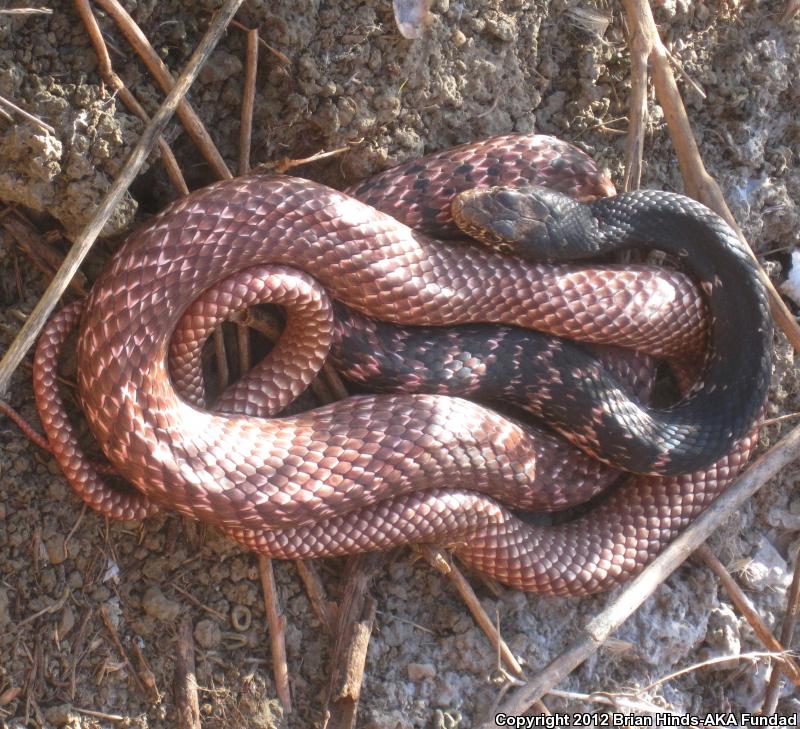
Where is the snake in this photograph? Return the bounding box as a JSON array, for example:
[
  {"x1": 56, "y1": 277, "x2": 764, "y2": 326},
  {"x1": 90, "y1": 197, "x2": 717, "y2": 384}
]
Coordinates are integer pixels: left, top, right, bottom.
[{"x1": 31, "y1": 133, "x2": 772, "y2": 595}]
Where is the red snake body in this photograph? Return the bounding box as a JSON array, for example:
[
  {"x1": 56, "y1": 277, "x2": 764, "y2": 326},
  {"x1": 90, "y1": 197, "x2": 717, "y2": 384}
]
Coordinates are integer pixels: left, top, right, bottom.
[{"x1": 32, "y1": 134, "x2": 763, "y2": 595}]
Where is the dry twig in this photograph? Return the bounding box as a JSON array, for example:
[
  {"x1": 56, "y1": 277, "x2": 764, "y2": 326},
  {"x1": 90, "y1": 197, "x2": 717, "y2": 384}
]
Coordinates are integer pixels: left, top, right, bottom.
[
  {"x1": 3, "y1": 216, "x2": 88, "y2": 295},
  {"x1": 0, "y1": 93, "x2": 55, "y2": 135},
  {"x1": 295, "y1": 561, "x2": 339, "y2": 634},
  {"x1": 239, "y1": 28, "x2": 258, "y2": 177},
  {"x1": 694, "y1": 544, "x2": 800, "y2": 687},
  {"x1": 231, "y1": 19, "x2": 291, "y2": 64},
  {"x1": 174, "y1": 615, "x2": 201, "y2": 729},
  {"x1": 258, "y1": 555, "x2": 292, "y2": 713},
  {"x1": 322, "y1": 553, "x2": 384, "y2": 729},
  {"x1": 419, "y1": 545, "x2": 524, "y2": 678},
  {"x1": 99, "y1": 605, "x2": 150, "y2": 700}
]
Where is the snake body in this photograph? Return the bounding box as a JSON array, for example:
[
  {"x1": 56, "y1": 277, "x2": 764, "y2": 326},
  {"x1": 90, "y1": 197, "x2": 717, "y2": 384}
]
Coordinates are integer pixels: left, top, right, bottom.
[{"x1": 32, "y1": 134, "x2": 771, "y2": 595}]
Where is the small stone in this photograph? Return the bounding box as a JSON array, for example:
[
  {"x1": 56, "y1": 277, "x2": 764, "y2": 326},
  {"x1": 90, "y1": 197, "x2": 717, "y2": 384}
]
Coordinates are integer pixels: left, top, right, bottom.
[
  {"x1": 407, "y1": 662, "x2": 436, "y2": 681},
  {"x1": 58, "y1": 605, "x2": 76, "y2": 639},
  {"x1": 194, "y1": 618, "x2": 222, "y2": 649},
  {"x1": 452, "y1": 28, "x2": 467, "y2": 46},
  {"x1": 45, "y1": 533, "x2": 67, "y2": 565},
  {"x1": 142, "y1": 586, "x2": 181, "y2": 622},
  {"x1": 742, "y1": 537, "x2": 791, "y2": 591},
  {"x1": 44, "y1": 703, "x2": 80, "y2": 728},
  {"x1": 0, "y1": 587, "x2": 10, "y2": 627},
  {"x1": 198, "y1": 50, "x2": 243, "y2": 84},
  {"x1": 484, "y1": 11, "x2": 515, "y2": 41},
  {"x1": 365, "y1": 709, "x2": 413, "y2": 729}
]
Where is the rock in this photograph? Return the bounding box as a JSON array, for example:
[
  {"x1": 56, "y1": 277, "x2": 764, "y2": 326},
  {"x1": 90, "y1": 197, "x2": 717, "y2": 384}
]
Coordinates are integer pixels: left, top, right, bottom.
[
  {"x1": 44, "y1": 533, "x2": 67, "y2": 565},
  {"x1": 741, "y1": 537, "x2": 791, "y2": 591},
  {"x1": 698, "y1": 604, "x2": 741, "y2": 671},
  {"x1": 364, "y1": 708, "x2": 413, "y2": 729},
  {"x1": 142, "y1": 586, "x2": 181, "y2": 622},
  {"x1": 44, "y1": 703, "x2": 80, "y2": 728},
  {"x1": 194, "y1": 618, "x2": 222, "y2": 649},
  {"x1": 407, "y1": 662, "x2": 436, "y2": 681},
  {"x1": 58, "y1": 604, "x2": 76, "y2": 639},
  {"x1": 198, "y1": 50, "x2": 243, "y2": 84},
  {"x1": 0, "y1": 587, "x2": 10, "y2": 627}
]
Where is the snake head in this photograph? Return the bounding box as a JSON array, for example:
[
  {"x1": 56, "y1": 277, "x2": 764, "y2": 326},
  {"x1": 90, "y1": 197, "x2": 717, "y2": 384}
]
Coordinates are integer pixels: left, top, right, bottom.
[{"x1": 452, "y1": 185, "x2": 593, "y2": 261}]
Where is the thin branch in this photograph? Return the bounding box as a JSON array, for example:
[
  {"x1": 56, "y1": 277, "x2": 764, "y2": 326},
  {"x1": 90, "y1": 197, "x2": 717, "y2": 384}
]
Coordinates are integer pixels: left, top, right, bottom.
[
  {"x1": 642, "y1": 651, "x2": 796, "y2": 693},
  {"x1": 321, "y1": 553, "x2": 383, "y2": 729},
  {"x1": 258, "y1": 555, "x2": 292, "y2": 713},
  {"x1": 238, "y1": 28, "x2": 258, "y2": 177},
  {"x1": 294, "y1": 561, "x2": 338, "y2": 634},
  {"x1": 0, "y1": 7, "x2": 53, "y2": 14},
  {"x1": 230, "y1": 19, "x2": 291, "y2": 64},
  {"x1": 0, "y1": 93, "x2": 55, "y2": 135},
  {"x1": 3, "y1": 216, "x2": 89, "y2": 295},
  {"x1": 174, "y1": 615, "x2": 201, "y2": 729},
  {"x1": 419, "y1": 546, "x2": 524, "y2": 678}
]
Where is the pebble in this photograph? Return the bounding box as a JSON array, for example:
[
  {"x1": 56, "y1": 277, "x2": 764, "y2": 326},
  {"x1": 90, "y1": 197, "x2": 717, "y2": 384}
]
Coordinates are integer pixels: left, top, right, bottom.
[
  {"x1": 58, "y1": 604, "x2": 76, "y2": 639},
  {"x1": 198, "y1": 50, "x2": 243, "y2": 84},
  {"x1": 365, "y1": 709, "x2": 414, "y2": 729},
  {"x1": 0, "y1": 587, "x2": 9, "y2": 627},
  {"x1": 45, "y1": 533, "x2": 67, "y2": 565},
  {"x1": 44, "y1": 703, "x2": 80, "y2": 728},
  {"x1": 142, "y1": 586, "x2": 181, "y2": 622},
  {"x1": 194, "y1": 618, "x2": 222, "y2": 649},
  {"x1": 407, "y1": 662, "x2": 437, "y2": 681},
  {"x1": 742, "y1": 537, "x2": 791, "y2": 591}
]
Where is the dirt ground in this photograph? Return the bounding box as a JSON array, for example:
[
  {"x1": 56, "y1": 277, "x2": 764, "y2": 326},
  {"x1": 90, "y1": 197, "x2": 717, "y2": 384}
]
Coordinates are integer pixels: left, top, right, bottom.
[{"x1": 1, "y1": 1, "x2": 799, "y2": 727}]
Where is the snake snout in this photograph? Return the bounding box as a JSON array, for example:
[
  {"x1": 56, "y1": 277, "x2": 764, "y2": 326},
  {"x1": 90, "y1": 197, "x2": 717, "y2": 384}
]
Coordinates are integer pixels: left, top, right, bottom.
[{"x1": 453, "y1": 185, "x2": 578, "y2": 258}]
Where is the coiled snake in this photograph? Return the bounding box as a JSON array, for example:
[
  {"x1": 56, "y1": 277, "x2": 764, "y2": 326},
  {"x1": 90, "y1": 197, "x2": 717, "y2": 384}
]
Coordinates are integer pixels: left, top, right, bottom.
[{"x1": 32, "y1": 134, "x2": 772, "y2": 596}]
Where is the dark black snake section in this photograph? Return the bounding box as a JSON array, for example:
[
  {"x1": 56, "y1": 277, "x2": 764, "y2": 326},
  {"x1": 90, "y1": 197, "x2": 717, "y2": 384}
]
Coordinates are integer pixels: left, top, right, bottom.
[
  {"x1": 329, "y1": 302, "x2": 671, "y2": 474},
  {"x1": 450, "y1": 186, "x2": 773, "y2": 475}
]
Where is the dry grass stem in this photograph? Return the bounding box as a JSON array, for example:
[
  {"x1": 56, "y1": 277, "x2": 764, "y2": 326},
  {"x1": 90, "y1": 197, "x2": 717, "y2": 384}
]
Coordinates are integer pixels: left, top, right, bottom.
[
  {"x1": 0, "y1": 93, "x2": 55, "y2": 135},
  {"x1": 231, "y1": 19, "x2": 291, "y2": 64},
  {"x1": 174, "y1": 615, "x2": 201, "y2": 729},
  {"x1": 322, "y1": 553, "x2": 383, "y2": 729},
  {"x1": 0, "y1": 7, "x2": 52, "y2": 14},
  {"x1": 272, "y1": 146, "x2": 350, "y2": 174},
  {"x1": 418, "y1": 545, "x2": 524, "y2": 678},
  {"x1": 239, "y1": 28, "x2": 258, "y2": 176},
  {"x1": 3, "y1": 216, "x2": 88, "y2": 295},
  {"x1": 295, "y1": 561, "x2": 339, "y2": 634}
]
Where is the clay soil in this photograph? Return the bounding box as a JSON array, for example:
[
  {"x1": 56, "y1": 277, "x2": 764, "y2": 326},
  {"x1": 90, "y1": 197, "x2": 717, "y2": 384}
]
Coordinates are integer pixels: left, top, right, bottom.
[{"x1": 1, "y1": 1, "x2": 799, "y2": 727}]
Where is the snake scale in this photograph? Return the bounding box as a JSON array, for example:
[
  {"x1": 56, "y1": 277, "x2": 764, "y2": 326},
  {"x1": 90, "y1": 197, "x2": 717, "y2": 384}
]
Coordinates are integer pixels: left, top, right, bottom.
[{"x1": 32, "y1": 134, "x2": 772, "y2": 595}]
